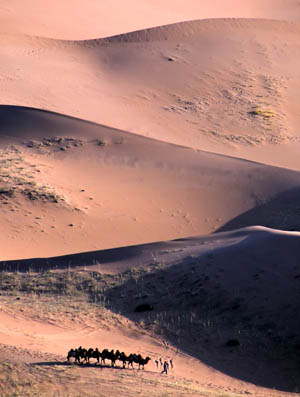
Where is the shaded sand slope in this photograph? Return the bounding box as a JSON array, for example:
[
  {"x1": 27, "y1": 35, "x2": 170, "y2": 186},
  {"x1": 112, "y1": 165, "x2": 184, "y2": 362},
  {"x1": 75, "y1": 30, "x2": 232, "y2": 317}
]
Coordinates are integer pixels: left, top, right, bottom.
[
  {"x1": 217, "y1": 187, "x2": 300, "y2": 232},
  {"x1": 1, "y1": 105, "x2": 300, "y2": 260},
  {"x1": 101, "y1": 226, "x2": 300, "y2": 392},
  {"x1": 0, "y1": 226, "x2": 299, "y2": 392},
  {"x1": 1, "y1": 19, "x2": 300, "y2": 168},
  {"x1": 1, "y1": 0, "x2": 300, "y2": 39}
]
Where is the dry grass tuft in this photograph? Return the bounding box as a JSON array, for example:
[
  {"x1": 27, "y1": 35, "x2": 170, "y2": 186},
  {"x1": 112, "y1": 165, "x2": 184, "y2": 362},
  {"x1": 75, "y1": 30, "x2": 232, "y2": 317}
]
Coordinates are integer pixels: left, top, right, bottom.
[{"x1": 249, "y1": 106, "x2": 274, "y2": 119}]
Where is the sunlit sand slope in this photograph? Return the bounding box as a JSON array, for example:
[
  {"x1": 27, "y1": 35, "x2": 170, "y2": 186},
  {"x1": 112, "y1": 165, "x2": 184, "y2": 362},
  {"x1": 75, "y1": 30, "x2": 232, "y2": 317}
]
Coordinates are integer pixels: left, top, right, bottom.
[
  {"x1": 0, "y1": 106, "x2": 299, "y2": 260},
  {"x1": 1, "y1": 0, "x2": 300, "y2": 39},
  {"x1": 1, "y1": 19, "x2": 300, "y2": 168}
]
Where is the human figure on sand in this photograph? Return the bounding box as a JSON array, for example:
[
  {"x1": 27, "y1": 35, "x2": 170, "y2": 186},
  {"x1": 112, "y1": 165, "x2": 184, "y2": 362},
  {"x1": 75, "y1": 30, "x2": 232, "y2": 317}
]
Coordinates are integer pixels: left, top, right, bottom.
[{"x1": 161, "y1": 360, "x2": 169, "y2": 375}]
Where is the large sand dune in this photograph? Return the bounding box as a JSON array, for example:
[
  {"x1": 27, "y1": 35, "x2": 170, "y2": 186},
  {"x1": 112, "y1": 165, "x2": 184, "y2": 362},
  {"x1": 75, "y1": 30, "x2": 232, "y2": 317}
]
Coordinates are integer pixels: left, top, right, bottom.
[
  {"x1": 1, "y1": 105, "x2": 300, "y2": 260},
  {"x1": 1, "y1": 226, "x2": 300, "y2": 392},
  {"x1": 1, "y1": 18, "x2": 300, "y2": 169},
  {"x1": 1, "y1": 2, "x2": 300, "y2": 396}
]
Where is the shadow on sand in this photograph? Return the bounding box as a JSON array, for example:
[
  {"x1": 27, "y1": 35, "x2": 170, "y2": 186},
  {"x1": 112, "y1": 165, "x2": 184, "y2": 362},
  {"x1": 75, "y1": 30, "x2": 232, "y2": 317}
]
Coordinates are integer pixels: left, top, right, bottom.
[
  {"x1": 31, "y1": 360, "x2": 154, "y2": 373},
  {"x1": 215, "y1": 187, "x2": 300, "y2": 233},
  {"x1": 99, "y1": 242, "x2": 300, "y2": 393}
]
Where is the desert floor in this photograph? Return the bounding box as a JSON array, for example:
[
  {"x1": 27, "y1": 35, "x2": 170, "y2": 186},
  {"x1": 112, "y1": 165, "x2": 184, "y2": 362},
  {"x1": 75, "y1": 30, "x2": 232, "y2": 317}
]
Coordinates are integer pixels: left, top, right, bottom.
[{"x1": 0, "y1": 1, "x2": 300, "y2": 396}]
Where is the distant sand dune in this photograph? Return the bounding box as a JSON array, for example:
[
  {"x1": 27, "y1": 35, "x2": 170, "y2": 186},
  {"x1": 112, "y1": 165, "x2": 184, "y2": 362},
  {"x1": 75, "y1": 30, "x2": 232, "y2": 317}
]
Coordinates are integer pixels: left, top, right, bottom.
[
  {"x1": 1, "y1": 18, "x2": 300, "y2": 169},
  {"x1": 1, "y1": 0, "x2": 300, "y2": 39},
  {"x1": 86, "y1": 18, "x2": 300, "y2": 44}
]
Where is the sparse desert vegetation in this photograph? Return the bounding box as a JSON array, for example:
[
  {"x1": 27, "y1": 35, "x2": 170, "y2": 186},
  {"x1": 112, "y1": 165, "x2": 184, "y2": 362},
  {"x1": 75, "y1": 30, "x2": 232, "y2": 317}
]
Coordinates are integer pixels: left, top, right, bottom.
[
  {"x1": 0, "y1": 145, "x2": 64, "y2": 204},
  {"x1": 0, "y1": 240, "x2": 299, "y2": 393},
  {"x1": 249, "y1": 106, "x2": 274, "y2": 120},
  {"x1": 0, "y1": 360, "x2": 251, "y2": 397}
]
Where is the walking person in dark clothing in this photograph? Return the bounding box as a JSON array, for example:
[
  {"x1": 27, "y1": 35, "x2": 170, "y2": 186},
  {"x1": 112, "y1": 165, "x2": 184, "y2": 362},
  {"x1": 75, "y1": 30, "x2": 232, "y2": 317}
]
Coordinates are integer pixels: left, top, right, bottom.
[
  {"x1": 161, "y1": 360, "x2": 169, "y2": 375},
  {"x1": 169, "y1": 359, "x2": 173, "y2": 369},
  {"x1": 155, "y1": 359, "x2": 159, "y2": 368}
]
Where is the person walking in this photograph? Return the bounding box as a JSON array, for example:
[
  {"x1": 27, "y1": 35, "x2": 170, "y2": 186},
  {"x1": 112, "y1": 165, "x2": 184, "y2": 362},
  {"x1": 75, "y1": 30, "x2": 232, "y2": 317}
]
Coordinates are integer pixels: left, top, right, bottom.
[{"x1": 161, "y1": 360, "x2": 169, "y2": 375}]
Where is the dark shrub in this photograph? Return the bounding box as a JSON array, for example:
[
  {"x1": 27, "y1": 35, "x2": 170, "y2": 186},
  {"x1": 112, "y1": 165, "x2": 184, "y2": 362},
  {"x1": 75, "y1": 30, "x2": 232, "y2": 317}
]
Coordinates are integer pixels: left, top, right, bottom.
[
  {"x1": 226, "y1": 339, "x2": 240, "y2": 347},
  {"x1": 135, "y1": 304, "x2": 153, "y2": 313}
]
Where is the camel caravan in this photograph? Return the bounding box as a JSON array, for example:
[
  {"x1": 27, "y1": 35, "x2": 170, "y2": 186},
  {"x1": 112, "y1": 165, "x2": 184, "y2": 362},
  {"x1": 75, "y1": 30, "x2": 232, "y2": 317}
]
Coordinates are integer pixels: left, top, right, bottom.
[{"x1": 67, "y1": 346, "x2": 151, "y2": 370}]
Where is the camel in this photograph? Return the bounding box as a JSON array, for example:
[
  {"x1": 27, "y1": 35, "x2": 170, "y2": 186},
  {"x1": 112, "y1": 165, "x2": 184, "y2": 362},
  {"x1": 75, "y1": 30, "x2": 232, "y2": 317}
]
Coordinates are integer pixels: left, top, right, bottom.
[
  {"x1": 67, "y1": 347, "x2": 151, "y2": 370},
  {"x1": 135, "y1": 354, "x2": 151, "y2": 370},
  {"x1": 100, "y1": 349, "x2": 120, "y2": 367},
  {"x1": 100, "y1": 349, "x2": 109, "y2": 365},
  {"x1": 118, "y1": 352, "x2": 130, "y2": 368},
  {"x1": 86, "y1": 348, "x2": 94, "y2": 363},
  {"x1": 67, "y1": 347, "x2": 88, "y2": 364},
  {"x1": 91, "y1": 348, "x2": 101, "y2": 364},
  {"x1": 109, "y1": 349, "x2": 121, "y2": 367},
  {"x1": 77, "y1": 346, "x2": 88, "y2": 363},
  {"x1": 85, "y1": 348, "x2": 101, "y2": 364},
  {"x1": 67, "y1": 348, "x2": 79, "y2": 363},
  {"x1": 127, "y1": 354, "x2": 151, "y2": 370},
  {"x1": 126, "y1": 354, "x2": 135, "y2": 368}
]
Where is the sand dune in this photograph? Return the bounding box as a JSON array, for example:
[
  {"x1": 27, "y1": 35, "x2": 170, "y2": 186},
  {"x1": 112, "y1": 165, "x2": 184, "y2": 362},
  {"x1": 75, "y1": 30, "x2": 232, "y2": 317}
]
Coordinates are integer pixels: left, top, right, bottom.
[
  {"x1": 1, "y1": 226, "x2": 300, "y2": 392},
  {"x1": 1, "y1": 0, "x2": 300, "y2": 39},
  {"x1": 1, "y1": 2, "x2": 300, "y2": 396},
  {"x1": 218, "y1": 187, "x2": 300, "y2": 232},
  {"x1": 1, "y1": 18, "x2": 300, "y2": 169},
  {"x1": 1, "y1": 105, "x2": 300, "y2": 260}
]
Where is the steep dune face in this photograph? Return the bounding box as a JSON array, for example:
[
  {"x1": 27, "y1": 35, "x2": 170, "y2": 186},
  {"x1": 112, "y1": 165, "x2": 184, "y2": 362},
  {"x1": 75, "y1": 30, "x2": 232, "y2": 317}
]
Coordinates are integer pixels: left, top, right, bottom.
[
  {"x1": 1, "y1": 19, "x2": 300, "y2": 169},
  {"x1": 1, "y1": 106, "x2": 300, "y2": 259},
  {"x1": 1, "y1": 0, "x2": 300, "y2": 39}
]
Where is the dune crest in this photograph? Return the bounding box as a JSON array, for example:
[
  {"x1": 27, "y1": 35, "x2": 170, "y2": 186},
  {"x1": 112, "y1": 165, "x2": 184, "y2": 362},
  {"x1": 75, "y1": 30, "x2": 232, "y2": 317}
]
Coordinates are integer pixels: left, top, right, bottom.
[
  {"x1": 1, "y1": 0, "x2": 300, "y2": 39},
  {"x1": 1, "y1": 18, "x2": 300, "y2": 169},
  {"x1": 88, "y1": 18, "x2": 300, "y2": 44},
  {"x1": 0, "y1": 106, "x2": 300, "y2": 260}
]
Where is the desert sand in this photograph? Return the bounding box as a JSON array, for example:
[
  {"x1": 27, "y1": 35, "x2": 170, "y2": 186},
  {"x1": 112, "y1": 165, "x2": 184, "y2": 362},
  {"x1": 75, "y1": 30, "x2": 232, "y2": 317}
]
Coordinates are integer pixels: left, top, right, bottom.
[{"x1": 0, "y1": 1, "x2": 300, "y2": 396}]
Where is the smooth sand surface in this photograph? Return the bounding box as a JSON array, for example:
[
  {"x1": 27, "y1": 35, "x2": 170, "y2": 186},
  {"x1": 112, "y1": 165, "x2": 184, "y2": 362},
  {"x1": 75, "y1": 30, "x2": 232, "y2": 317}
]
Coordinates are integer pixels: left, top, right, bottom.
[
  {"x1": 1, "y1": 19, "x2": 300, "y2": 169},
  {"x1": 1, "y1": 0, "x2": 300, "y2": 39},
  {"x1": 1, "y1": 106, "x2": 300, "y2": 260}
]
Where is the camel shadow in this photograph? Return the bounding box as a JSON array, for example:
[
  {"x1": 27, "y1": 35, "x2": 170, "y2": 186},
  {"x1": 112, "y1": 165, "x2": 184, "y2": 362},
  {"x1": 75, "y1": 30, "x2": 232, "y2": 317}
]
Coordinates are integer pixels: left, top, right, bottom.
[
  {"x1": 31, "y1": 361, "x2": 70, "y2": 367},
  {"x1": 31, "y1": 361, "x2": 136, "y2": 371}
]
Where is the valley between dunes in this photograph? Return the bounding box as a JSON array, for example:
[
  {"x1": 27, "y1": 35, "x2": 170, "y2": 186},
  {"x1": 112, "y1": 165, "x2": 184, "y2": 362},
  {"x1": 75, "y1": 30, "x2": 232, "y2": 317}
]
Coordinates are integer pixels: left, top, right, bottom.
[{"x1": 0, "y1": 1, "x2": 300, "y2": 396}]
